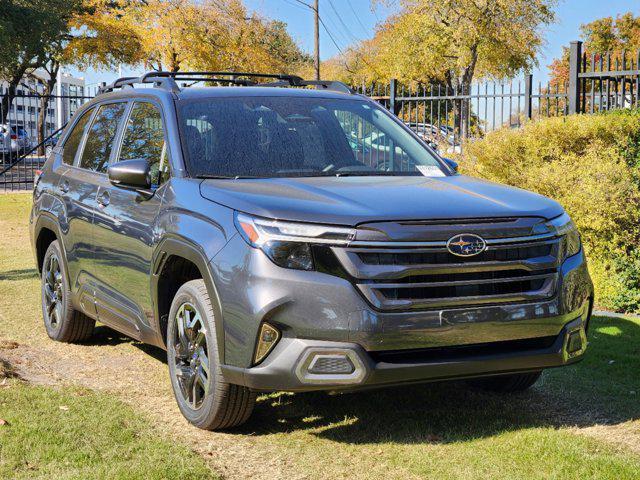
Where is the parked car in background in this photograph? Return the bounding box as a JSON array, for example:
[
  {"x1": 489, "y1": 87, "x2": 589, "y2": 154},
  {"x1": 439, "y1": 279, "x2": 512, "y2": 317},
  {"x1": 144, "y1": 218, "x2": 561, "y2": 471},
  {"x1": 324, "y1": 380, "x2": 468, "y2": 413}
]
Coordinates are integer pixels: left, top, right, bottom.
[
  {"x1": 31, "y1": 71, "x2": 593, "y2": 431},
  {"x1": 16, "y1": 127, "x2": 32, "y2": 152},
  {"x1": 406, "y1": 122, "x2": 461, "y2": 154},
  {"x1": 0, "y1": 124, "x2": 20, "y2": 155}
]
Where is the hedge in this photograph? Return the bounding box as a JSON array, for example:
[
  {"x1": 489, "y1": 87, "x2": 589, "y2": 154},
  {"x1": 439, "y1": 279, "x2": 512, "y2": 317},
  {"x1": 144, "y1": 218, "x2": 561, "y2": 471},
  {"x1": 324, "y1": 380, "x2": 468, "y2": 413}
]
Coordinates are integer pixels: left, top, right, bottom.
[{"x1": 458, "y1": 109, "x2": 640, "y2": 312}]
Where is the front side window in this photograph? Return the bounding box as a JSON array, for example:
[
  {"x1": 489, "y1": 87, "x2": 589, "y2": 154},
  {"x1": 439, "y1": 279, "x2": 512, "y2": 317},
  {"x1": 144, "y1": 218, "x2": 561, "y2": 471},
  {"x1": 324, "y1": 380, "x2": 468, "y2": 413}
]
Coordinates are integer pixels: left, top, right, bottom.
[
  {"x1": 118, "y1": 102, "x2": 170, "y2": 186},
  {"x1": 177, "y1": 97, "x2": 446, "y2": 178},
  {"x1": 62, "y1": 107, "x2": 94, "y2": 165},
  {"x1": 79, "y1": 103, "x2": 127, "y2": 173}
]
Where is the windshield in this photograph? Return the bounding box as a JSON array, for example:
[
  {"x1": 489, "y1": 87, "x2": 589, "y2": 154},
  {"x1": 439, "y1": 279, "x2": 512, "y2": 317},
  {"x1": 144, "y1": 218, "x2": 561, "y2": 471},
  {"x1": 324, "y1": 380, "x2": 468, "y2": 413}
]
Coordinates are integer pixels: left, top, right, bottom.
[{"x1": 178, "y1": 96, "x2": 448, "y2": 178}]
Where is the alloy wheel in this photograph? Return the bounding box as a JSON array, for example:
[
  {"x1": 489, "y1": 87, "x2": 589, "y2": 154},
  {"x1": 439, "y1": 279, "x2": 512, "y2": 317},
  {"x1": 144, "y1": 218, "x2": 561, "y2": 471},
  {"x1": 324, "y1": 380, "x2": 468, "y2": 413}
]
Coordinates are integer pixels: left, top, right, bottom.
[
  {"x1": 171, "y1": 302, "x2": 210, "y2": 410},
  {"x1": 43, "y1": 253, "x2": 64, "y2": 329}
]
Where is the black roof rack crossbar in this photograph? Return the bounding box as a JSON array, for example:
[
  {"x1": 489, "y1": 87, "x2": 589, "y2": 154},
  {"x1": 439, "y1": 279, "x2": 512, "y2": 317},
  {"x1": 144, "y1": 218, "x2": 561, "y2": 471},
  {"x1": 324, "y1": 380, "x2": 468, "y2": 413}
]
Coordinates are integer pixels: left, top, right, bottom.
[
  {"x1": 97, "y1": 71, "x2": 354, "y2": 95},
  {"x1": 140, "y1": 71, "x2": 304, "y2": 83}
]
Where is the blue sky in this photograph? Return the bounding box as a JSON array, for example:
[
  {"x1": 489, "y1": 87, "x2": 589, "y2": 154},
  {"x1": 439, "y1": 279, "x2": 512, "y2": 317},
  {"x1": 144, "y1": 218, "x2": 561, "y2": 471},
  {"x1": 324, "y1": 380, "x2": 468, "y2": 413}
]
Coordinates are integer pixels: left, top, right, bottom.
[{"x1": 73, "y1": 0, "x2": 640, "y2": 90}]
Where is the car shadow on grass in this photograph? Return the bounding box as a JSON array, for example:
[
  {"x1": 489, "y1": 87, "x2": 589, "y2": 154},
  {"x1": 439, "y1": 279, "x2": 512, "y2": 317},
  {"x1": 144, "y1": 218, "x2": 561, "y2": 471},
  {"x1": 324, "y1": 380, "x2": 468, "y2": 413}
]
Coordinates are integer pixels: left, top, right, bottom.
[
  {"x1": 82, "y1": 315, "x2": 639, "y2": 444},
  {"x1": 234, "y1": 315, "x2": 640, "y2": 444},
  {"x1": 84, "y1": 325, "x2": 167, "y2": 363},
  {"x1": 0, "y1": 267, "x2": 38, "y2": 281}
]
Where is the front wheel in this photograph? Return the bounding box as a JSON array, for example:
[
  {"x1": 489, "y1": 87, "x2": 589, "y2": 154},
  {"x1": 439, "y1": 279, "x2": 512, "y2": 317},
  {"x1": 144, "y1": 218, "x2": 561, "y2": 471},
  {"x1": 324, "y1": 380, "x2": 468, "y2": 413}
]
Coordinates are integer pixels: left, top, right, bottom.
[
  {"x1": 167, "y1": 279, "x2": 256, "y2": 430},
  {"x1": 467, "y1": 371, "x2": 542, "y2": 393}
]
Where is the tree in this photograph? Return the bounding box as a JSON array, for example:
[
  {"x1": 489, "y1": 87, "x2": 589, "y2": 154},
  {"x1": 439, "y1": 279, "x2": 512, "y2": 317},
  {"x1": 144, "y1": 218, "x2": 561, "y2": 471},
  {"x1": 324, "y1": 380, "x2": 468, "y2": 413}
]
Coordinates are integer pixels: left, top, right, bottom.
[
  {"x1": 548, "y1": 13, "x2": 640, "y2": 87},
  {"x1": 113, "y1": 0, "x2": 310, "y2": 74},
  {"x1": 329, "y1": 0, "x2": 556, "y2": 136},
  {"x1": 0, "y1": 0, "x2": 140, "y2": 155},
  {"x1": 0, "y1": 0, "x2": 80, "y2": 125}
]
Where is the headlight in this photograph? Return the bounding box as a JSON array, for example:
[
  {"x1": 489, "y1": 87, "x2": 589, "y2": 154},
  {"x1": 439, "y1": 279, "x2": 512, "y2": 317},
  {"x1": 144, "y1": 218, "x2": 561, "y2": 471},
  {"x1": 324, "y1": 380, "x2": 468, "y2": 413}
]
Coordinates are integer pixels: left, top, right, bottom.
[
  {"x1": 546, "y1": 212, "x2": 581, "y2": 259},
  {"x1": 234, "y1": 212, "x2": 356, "y2": 270}
]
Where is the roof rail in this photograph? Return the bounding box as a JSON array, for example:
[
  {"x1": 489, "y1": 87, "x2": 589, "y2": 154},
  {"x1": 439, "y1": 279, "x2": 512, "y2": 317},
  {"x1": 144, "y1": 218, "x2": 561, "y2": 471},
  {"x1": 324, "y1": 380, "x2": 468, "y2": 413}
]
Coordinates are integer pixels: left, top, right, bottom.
[{"x1": 97, "y1": 71, "x2": 354, "y2": 95}]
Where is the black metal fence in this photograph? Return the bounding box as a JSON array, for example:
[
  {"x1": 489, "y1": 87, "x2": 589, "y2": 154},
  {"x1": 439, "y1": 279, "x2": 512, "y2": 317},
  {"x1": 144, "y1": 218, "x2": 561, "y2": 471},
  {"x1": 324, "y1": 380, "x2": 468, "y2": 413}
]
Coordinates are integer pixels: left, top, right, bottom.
[
  {"x1": 0, "y1": 88, "x2": 96, "y2": 192},
  {"x1": 356, "y1": 40, "x2": 640, "y2": 154},
  {"x1": 356, "y1": 76, "x2": 569, "y2": 154},
  {"x1": 1, "y1": 40, "x2": 639, "y2": 191}
]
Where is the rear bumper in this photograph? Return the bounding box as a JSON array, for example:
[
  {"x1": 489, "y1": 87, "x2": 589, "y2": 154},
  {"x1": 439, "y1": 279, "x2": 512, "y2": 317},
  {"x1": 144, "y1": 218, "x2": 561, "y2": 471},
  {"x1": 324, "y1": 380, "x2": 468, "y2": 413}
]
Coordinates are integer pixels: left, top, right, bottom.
[{"x1": 221, "y1": 311, "x2": 590, "y2": 392}]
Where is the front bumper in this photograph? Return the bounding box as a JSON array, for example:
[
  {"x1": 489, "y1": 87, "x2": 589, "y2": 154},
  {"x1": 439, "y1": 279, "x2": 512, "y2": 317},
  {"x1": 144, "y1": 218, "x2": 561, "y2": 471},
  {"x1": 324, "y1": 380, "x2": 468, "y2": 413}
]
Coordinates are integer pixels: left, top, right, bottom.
[
  {"x1": 222, "y1": 313, "x2": 590, "y2": 392},
  {"x1": 211, "y1": 235, "x2": 593, "y2": 370}
]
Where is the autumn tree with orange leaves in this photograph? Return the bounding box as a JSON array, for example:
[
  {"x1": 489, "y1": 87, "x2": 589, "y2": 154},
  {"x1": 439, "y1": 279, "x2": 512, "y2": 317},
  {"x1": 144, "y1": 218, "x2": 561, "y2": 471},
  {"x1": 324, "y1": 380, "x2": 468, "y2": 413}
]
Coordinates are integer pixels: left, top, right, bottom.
[{"x1": 548, "y1": 12, "x2": 640, "y2": 87}]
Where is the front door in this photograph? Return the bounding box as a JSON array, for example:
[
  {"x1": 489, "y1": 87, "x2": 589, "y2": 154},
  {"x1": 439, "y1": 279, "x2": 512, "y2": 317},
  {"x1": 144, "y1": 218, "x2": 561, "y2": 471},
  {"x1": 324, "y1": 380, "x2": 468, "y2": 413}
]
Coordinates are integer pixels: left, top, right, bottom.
[{"x1": 91, "y1": 101, "x2": 171, "y2": 338}]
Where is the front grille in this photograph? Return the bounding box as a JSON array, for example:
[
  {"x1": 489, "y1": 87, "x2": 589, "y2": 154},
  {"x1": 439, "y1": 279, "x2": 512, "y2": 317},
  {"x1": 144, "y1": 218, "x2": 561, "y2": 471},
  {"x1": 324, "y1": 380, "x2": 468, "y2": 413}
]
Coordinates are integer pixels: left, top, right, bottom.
[
  {"x1": 332, "y1": 233, "x2": 561, "y2": 311},
  {"x1": 358, "y1": 243, "x2": 552, "y2": 265}
]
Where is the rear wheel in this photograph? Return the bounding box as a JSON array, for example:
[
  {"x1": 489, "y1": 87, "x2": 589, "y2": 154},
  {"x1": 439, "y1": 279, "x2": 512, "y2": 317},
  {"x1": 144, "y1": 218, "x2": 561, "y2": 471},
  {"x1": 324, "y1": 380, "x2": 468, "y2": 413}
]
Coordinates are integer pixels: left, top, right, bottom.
[
  {"x1": 468, "y1": 371, "x2": 542, "y2": 393},
  {"x1": 41, "y1": 240, "x2": 94, "y2": 342},
  {"x1": 167, "y1": 279, "x2": 256, "y2": 430}
]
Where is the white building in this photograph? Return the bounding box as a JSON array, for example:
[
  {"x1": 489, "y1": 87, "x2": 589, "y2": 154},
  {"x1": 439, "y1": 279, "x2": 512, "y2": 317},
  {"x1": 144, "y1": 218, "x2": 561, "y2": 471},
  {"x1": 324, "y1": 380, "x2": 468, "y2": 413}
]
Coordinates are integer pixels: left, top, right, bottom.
[{"x1": 1, "y1": 69, "x2": 87, "y2": 143}]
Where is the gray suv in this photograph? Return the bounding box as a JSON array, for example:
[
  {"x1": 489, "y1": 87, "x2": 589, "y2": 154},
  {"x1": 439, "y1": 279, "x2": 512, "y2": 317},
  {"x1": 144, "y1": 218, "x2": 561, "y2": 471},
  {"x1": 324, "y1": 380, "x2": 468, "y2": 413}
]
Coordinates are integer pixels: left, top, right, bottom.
[{"x1": 30, "y1": 72, "x2": 593, "y2": 430}]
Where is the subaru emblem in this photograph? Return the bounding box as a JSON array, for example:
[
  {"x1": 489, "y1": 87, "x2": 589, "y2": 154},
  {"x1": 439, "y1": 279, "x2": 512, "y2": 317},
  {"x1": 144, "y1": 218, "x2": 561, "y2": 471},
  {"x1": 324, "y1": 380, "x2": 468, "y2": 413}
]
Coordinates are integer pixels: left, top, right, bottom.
[{"x1": 446, "y1": 234, "x2": 486, "y2": 257}]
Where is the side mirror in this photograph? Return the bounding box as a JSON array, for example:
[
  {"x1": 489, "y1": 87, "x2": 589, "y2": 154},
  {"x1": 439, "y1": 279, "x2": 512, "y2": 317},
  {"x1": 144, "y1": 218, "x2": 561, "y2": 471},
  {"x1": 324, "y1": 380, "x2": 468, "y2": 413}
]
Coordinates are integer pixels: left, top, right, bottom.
[
  {"x1": 443, "y1": 158, "x2": 459, "y2": 172},
  {"x1": 108, "y1": 159, "x2": 151, "y2": 190}
]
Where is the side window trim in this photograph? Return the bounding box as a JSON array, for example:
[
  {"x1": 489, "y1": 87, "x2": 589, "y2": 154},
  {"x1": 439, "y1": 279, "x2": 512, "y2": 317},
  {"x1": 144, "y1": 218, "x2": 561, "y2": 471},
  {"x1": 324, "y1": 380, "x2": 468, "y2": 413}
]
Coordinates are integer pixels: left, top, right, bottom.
[{"x1": 74, "y1": 100, "x2": 130, "y2": 173}]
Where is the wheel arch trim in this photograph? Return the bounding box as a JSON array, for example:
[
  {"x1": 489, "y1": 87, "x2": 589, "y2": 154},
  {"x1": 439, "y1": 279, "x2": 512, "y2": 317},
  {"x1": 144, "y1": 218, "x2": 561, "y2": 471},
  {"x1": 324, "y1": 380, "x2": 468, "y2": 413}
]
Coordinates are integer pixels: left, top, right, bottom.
[{"x1": 151, "y1": 235, "x2": 226, "y2": 363}]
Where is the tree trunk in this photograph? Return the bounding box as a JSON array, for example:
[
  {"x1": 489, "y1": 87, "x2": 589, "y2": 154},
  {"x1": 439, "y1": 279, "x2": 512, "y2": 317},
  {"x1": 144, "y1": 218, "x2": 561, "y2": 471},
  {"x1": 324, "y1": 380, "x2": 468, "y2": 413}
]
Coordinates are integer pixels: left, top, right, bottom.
[
  {"x1": 459, "y1": 45, "x2": 478, "y2": 141},
  {"x1": 37, "y1": 62, "x2": 60, "y2": 156},
  {"x1": 0, "y1": 68, "x2": 27, "y2": 125}
]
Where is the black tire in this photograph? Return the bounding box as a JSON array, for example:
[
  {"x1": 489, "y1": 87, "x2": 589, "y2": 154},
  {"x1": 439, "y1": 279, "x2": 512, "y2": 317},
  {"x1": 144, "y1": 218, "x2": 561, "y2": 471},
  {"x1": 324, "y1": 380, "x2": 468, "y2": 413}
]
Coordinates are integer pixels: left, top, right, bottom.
[
  {"x1": 167, "y1": 279, "x2": 256, "y2": 430},
  {"x1": 41, "y1": 240, "x2": 95, "y2": 343},
  {"x1": 467, "y1": 371, "x2": 542, "y2": 393}
]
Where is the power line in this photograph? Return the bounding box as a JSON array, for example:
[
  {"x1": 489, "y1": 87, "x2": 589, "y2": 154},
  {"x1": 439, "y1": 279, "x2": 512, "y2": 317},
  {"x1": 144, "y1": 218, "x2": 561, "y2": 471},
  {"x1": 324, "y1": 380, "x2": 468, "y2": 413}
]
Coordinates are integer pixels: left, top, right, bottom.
[
  {"x1": 280, "y1": 0, "x2": 309, "y2": 11},
  {"x1": 289, "y1": 0, "x2": 314, "y2": 9},
  {"x1": 327, "y1": 0, "x2": 361, "y2": 43},
  {"x1": 346, "y1": 0, "x2": 370, "y2": 37},
  {"x1": 317, "y1": 13, "x2": 346, "y2": 55}
]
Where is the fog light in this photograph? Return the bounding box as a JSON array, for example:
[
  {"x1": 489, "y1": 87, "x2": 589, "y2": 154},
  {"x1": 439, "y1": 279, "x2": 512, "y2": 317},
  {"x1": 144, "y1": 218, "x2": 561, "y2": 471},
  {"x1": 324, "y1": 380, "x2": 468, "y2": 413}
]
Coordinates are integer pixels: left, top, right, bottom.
[
  {"x1": 254, "y1": 323, "x2": 280, "y2": 364},
  {"x1": 295, "y1": 348, "x2": 367, "y2": 385},
  {"x1": 308, "y1": 355, "x2": 355, "y2": 374},
  {"x1": 567, "y1": 331, "x2": 583, "y2": 354},
  {"x1": 564, "y1": 325, "x2": 587, "y2": 360}
]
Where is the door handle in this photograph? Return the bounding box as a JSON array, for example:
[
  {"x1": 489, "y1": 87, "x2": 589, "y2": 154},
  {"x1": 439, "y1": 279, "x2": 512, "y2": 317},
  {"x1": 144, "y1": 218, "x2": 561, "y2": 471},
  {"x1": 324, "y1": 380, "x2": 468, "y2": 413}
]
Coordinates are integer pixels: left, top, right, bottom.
[
  {"x1": 59, "y1": 180, "x2": 69, "y2": 193},
  {"x1": 97, "y1": 191, "x2": 110, "y2": 207}
]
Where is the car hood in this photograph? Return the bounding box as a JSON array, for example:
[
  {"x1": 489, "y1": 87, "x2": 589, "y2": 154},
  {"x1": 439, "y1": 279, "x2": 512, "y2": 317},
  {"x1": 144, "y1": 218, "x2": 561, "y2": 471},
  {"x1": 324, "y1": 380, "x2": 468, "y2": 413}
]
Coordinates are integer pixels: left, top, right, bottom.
[{"x1": 199, "y1": 175, "x2": 564, "y2": 225}]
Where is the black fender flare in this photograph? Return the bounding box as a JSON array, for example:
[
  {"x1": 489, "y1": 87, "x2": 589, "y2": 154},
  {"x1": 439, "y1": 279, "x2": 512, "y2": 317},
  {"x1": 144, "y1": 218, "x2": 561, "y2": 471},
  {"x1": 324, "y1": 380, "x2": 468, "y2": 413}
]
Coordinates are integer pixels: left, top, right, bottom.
[
  {"x1": 151, "y1": 235, "x2": 227, "y2": 362},
  {"x1": 33, "y1": 213, "x2": 68, "y2": 275}
]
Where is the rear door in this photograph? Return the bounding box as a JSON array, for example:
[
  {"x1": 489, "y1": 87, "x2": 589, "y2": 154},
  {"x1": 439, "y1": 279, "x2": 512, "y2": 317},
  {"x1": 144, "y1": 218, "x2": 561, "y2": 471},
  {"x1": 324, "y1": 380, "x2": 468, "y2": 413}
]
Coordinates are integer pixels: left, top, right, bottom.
[
  {"x1": 57, "y1": 102, "x2": 128, "y2": 315},
  {"x1": 91, "y1": 100, "x2": 170, "y2": 337}
]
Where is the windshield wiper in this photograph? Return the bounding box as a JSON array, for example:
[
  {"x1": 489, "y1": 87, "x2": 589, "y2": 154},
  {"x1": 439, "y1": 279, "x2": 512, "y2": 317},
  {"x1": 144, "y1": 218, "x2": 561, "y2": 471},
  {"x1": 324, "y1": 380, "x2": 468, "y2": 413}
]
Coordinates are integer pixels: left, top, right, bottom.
[
  {"x1": 196, "y1": 174, "x2": 257, "y2": 179},
  {"x1": 333, "y1": 171, "x2": 422, "y2": 177}
]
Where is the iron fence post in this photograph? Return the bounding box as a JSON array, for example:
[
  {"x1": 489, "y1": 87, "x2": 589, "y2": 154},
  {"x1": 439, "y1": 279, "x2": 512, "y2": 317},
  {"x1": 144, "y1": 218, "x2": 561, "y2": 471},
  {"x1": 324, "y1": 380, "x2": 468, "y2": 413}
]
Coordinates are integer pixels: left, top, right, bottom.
[
  {"x1": 568, "y1": 40, "x2": 582, "y2": 114},
  {"x1": 389, "y1": 78, "x2": 399, "y2": 115},
  {"x1": 524, "y1": 73, "x2": 533, "y2": 121}
]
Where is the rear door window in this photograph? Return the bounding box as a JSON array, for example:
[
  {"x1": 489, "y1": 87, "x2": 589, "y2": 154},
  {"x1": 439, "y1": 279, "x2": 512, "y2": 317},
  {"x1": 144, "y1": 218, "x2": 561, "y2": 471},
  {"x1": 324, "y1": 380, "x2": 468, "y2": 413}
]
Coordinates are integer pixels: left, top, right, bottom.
[
  {"x1": 78, "y1": 103, "x2": 127, "y2": 173},
  {"x1": 118, "y1": 102, "x2": 170, "y2": 186},
  {"x1": 62, "y1": 107, "x2": 95, "y2": 165}
]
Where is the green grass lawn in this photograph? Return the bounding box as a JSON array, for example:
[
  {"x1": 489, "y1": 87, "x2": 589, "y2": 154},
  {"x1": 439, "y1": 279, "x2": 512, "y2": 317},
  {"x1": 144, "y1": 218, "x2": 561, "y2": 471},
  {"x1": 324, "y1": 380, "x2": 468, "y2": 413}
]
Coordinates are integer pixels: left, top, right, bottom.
[
  {"x1": 1, "y1": 192, "x2": 639, "y2": 479},
  {"x1": 0, "y1": 380, "x2": 214, "y2": 480}
]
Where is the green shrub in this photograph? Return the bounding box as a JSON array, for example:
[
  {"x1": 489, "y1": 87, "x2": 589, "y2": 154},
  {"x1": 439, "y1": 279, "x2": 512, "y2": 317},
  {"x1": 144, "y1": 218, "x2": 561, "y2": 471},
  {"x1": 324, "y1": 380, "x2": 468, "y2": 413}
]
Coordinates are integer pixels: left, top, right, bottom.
[{"x1": 459, "y1": 110, "x2": 640, "y2": 312}]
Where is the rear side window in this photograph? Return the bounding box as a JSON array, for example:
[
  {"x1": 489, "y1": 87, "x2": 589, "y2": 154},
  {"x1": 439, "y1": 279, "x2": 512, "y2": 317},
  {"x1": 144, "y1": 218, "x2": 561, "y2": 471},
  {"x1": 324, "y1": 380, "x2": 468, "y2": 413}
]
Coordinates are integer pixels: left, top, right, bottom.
[
  {"x1": 118, "y1": 102, "x2": 170, "y2": 186},
  {"x1": 79, "y1": 103, "x2": 127, "y2": 173},
  {"x1": 62, "y1": 108, "x2": 94, "y2": 165}
]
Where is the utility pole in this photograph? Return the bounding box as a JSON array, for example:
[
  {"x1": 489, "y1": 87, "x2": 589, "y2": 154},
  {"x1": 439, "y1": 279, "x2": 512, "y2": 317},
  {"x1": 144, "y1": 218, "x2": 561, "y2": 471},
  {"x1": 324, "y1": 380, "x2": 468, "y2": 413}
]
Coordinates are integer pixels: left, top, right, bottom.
[{"x1": 313, "y1": 0, "x2": 320, "y2": 80}]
